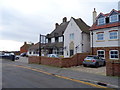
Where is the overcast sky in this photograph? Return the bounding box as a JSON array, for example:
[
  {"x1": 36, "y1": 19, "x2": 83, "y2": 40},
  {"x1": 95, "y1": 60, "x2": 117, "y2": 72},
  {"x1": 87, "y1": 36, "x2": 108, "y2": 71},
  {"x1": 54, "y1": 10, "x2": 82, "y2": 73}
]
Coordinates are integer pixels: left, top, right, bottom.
[{"x1": 0, "y1": 0, "x2": 119, "y2": 51}]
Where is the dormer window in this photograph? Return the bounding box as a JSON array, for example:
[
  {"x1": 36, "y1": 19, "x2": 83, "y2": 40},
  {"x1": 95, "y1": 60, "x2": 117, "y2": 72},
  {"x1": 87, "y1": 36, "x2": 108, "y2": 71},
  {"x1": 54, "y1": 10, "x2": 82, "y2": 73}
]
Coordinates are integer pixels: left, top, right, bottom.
[
  {"x1": 110, "y1": 14, "x2": 118, "y2": 23},
  {"x1": 98, "y1": 17, "x2": 105, "y2": 25}
]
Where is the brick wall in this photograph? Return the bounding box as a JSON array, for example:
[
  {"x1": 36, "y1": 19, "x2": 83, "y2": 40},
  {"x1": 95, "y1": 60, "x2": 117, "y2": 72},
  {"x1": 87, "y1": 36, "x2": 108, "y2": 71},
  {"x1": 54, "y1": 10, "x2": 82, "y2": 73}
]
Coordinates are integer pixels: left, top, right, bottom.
[
  {"x1": 28, "y1": 56, "x2": 41, "y2": 64},
  {"x1": 28, "y1": 53, "x2": 89, "y2": 68},
  {"x1": 106, "y1": 60, "x2": 120, "y2": 77}
]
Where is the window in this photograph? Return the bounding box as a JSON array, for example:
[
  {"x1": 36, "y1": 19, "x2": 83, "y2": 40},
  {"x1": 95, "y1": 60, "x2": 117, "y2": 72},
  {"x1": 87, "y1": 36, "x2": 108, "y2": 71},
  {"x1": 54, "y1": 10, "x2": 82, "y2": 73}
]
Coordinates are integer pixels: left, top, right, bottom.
[
  {"x1": 46, "y1": 39, "x2": 48, "y2": 43},
  {"x1": 29, "y1": 52, "x2": 31, "y2": 54},
  {"x1": 110, "y1": 15, "x2": 118, "y2": 23},
  {"x1": 97, "y1": 33, "x2": 104, "y2": 40},
  {"x1": 110, "y1": 50, "x2": 119, "y2": 59},
  {"x1": 98, "y1": 17, "x2": 105, "y2": 25},
  {"x1": 59, "y1": 36, "x2": 63, "y2": 42},
  {"x1": 70, "y1": 33, "x2": 74, "y2": 40},
  {"x1": 51, "y1": 38, "x2": 55, "y2": 43},
  {"x1": 97, "y1": 50, "x2": 105, "y2": 59},
  {"x1": 109, "y1": 31, "x2": 118, "y2": 40}
]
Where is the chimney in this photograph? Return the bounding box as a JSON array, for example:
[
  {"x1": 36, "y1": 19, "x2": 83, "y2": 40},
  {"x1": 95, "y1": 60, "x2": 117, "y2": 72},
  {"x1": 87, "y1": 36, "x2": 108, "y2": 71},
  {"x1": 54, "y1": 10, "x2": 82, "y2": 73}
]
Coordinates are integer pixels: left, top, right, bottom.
[
  {"x1": 55, "y1": 23, "x2": 59, "y2": 29},
  {"x1": 24, "y1": 42, "x2": 27, "y2": 45},
  {"x1": 118, "y1": 1, "x2": 120, "y2": 10},
  {"x1": 93, "y1": 8, "x2": 97, "y2": 24},
  {"x1": 63, "y1": 17, "x2": 67, "y2": 23}
]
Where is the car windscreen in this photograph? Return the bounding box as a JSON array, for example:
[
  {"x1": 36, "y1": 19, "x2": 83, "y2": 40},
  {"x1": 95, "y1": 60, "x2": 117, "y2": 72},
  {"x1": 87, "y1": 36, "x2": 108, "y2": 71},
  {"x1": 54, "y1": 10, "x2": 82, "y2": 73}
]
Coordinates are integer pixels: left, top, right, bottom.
[{"x1": 85, "y1": 56, "x2": 94, "y2": 59}]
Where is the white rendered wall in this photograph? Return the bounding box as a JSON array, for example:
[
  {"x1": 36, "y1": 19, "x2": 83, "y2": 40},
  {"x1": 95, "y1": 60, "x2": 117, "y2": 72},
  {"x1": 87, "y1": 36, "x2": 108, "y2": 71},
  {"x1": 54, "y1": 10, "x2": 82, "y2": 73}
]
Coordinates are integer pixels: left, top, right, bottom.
[{"x1": 90, "y1": 27, "x2": 119, "y2": 47}]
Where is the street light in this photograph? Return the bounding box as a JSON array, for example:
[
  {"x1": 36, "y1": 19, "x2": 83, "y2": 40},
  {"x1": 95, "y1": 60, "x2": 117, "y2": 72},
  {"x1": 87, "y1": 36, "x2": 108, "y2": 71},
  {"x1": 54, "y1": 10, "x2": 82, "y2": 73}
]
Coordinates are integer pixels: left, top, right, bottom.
[{"x1": 91, "y1": 31, "x2": 94, "y2": 55}]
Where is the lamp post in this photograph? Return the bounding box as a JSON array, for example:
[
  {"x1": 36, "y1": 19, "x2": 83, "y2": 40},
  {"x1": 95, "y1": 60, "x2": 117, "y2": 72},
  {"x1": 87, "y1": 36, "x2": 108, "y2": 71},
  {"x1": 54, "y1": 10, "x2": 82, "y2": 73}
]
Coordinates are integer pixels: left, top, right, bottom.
[
  {"x1": 39, "y1": 34, "x2": 41, "y2": 56},
  {"x1": 91, "y1": 31, "x2": 94, "y2": 55}
]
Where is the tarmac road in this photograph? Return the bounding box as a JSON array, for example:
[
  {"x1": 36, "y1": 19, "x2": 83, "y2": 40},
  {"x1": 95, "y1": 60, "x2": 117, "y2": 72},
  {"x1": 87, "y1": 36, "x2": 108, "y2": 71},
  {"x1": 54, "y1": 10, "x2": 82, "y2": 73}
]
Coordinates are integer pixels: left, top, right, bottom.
[{"x1": 2, "y1": 59, "x2": 94, "y2": 88}]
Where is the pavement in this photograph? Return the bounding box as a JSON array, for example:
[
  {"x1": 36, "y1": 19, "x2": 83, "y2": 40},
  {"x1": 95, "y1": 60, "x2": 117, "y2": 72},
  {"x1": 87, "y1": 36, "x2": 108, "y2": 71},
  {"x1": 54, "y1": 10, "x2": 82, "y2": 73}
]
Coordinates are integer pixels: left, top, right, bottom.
[{"x1": 10, "y1": 57, "x2": 120, "y2": 88}]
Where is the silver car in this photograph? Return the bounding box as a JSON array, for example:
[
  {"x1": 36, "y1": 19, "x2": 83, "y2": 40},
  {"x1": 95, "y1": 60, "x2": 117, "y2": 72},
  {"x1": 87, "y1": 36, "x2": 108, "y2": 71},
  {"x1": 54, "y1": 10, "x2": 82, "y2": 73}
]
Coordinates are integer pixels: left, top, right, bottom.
[{"x1": 83, "y1": 55, "x2": 106, "y2": 68}]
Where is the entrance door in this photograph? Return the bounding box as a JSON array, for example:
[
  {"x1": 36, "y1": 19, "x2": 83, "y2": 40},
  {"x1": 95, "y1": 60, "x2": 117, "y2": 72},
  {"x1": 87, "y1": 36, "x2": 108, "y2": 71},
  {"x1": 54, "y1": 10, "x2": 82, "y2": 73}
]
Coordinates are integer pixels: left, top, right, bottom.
[{"x1": 70, "y1": 50, "x2": 74, "y2": 56}]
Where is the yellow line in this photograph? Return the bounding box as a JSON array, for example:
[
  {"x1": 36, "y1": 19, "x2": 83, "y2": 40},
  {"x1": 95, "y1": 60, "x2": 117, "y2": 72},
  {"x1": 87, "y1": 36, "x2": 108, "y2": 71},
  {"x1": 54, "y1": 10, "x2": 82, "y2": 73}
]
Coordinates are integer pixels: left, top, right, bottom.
[{"x1": 11, "y1": 65, "x2": 113, "y2": 89}]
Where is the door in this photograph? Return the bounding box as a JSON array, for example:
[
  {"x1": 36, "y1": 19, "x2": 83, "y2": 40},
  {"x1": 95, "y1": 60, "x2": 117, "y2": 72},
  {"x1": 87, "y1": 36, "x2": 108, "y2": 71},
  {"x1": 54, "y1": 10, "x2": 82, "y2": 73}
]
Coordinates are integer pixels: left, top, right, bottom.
[{"x1": 70, "y1": 50, "x2": 74, "y2": 56}]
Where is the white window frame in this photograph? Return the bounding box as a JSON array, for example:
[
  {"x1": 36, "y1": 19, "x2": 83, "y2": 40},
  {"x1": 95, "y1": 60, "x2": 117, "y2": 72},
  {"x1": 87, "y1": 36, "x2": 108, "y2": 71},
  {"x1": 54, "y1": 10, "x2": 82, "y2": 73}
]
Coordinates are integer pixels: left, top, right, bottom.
[
  {"x1": 98, "y1": 17, "x2": 105, "y2": 25},
  {"x1": 109, "y1": 31, "x2": 118, "y2": 40},
  {"x1": 59, "y1": 36, "x2": 63, "y2": 42},
  {"x1": 97, "y1": 33, "x2": 104, "y2": 41},
  {"x1": 97, "y1": 50, "x2": 105, "y2": 59},
  {"x1": 110, "y1": 14, "x2": 118, "y2": 23},
  {"x1": 51, "y1": 38, "x2": 55, "y2": 43},
  {"x1": 109, "y1": 50, "x2": 119, "y2": 59}
]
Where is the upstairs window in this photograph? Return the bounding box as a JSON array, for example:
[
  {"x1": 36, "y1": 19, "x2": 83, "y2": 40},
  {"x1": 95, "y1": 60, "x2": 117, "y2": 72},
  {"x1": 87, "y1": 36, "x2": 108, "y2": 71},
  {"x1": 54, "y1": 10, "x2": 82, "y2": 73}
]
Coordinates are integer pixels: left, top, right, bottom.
[
  {"x1": 59, "y1": 36, "x2": 63, "y2": 42},
  {"x1": 70, "y1": 33, "x2": 74, "y2": 40},
  {"x1": 51, "y1": 38, "x2": 55, "y2": 43},
  {"x1": 97, "y1": 33, "x2": 104, "y2": 40},
  {"x1": 109, "y1": 31, "x2": 118, "y2": 40},
  {"x1": 98, "y1": 17, "x2": 105, "y2": 25},
  {"x1": 110, "y1": 15, "x2": 118, "y2": 23},
  {"x1": 46, "y1": 39, "x2": 48, "y2": 43}
]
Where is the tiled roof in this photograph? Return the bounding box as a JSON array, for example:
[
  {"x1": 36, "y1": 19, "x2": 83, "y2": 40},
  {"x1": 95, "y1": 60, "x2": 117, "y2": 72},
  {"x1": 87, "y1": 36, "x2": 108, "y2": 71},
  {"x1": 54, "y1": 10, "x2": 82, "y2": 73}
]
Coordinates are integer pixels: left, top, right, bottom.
[
  {"x1": 28, "y1": 43, "x2": 45, "y2": 50},
  {"x1": 47, "y1": 21, "x2": 69, "y2": 38},
  {"x1": 90, "y1": 9, "x2": 120, "y2": 30},
  {"x1": 73, "y1": 17, "x2": 90, "y2": 34},
  {"x1": 90, "y1": 22, "x2": 120, "y2": 30}
]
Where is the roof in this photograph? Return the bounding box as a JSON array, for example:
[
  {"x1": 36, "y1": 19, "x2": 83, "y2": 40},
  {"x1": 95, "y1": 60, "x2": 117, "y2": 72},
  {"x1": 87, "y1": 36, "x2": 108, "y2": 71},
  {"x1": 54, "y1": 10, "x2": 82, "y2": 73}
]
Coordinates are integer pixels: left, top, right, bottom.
[
  {"x1": 28, "y1": 43, "x2": 45, "y2": 50},
  {"x1": 72, "y1": 17, "x2": 90, "y2": 34},
  {"x1": 90, "y1": 9, "x2": 120, "y2": 31},
  {"x1": 28, "y1": 43, "x2": 39, "y2": 50},
  {"x1": 47, "y1": 22, "x2": 69, "y2": 38}
]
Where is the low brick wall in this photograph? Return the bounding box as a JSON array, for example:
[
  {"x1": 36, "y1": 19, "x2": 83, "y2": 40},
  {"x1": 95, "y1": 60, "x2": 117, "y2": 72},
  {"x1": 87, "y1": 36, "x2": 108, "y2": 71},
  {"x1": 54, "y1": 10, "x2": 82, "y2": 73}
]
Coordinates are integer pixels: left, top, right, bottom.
[
  {"x1": 41, "y1": 56, "x2": 61, "y2": 67},
  {"x1": 106, "y1": 60, "x2": 120, "y2": 77},
  {"x1": 28, "y1": 53, "x2": 89, "y2": 68},
  {"x1": 28, "y1": 56, "x2": 41, "y2": 64}
]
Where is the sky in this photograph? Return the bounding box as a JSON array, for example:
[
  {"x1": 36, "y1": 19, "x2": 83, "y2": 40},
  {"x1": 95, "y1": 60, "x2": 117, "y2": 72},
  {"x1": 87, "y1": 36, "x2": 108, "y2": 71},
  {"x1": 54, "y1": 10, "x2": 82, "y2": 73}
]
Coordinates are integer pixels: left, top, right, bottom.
[{"x1": 0, "y1": 0, "x2": 119, "y2": 51}]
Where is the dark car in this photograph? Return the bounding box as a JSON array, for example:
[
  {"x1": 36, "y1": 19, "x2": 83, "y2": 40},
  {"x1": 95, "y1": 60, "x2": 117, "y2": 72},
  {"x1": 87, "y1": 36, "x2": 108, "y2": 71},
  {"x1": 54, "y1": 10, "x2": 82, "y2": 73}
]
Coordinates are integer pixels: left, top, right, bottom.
[
  {"x1": 83, "y1": 55, "x2": 106, "y2": 68},
  {"x1": 20, "y1": 52, "x2": 27, "y2": 57},
  {"x1": 0, "y1": 53, "x2": 15, "y2": 61}
]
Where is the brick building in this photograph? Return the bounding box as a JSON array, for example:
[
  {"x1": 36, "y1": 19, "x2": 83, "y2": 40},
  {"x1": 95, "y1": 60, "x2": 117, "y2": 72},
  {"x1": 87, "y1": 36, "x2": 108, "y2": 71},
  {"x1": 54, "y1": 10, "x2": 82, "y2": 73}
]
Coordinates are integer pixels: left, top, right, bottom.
[
  {"x1": 90, "y1": 9, "x2": 120, "y2": 60},
  {"x1": 20, "y1": 42, "x2": 33, "y2": 54}
]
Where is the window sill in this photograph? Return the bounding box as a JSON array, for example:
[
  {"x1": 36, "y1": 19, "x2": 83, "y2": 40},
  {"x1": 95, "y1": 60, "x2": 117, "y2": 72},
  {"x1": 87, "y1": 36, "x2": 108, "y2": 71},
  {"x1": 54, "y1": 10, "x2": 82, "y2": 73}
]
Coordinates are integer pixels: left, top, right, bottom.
[
  {"x1": 108, "y1": 39, "x2": 119, "y2": 41},
  {"x1": 96, "y1": 40, "x2": 105, "y2": 42}
]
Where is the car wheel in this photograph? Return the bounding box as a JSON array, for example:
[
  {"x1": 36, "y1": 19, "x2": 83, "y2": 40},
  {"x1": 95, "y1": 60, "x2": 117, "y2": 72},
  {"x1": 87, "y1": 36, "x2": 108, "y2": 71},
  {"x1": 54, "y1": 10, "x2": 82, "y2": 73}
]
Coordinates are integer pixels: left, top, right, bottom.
[
  {"x1": 83, "y1": 64, "x2": 87, "y2": 67},
  {"x1": 95, "y1": 62, "x2": 99, "y2": 68}
]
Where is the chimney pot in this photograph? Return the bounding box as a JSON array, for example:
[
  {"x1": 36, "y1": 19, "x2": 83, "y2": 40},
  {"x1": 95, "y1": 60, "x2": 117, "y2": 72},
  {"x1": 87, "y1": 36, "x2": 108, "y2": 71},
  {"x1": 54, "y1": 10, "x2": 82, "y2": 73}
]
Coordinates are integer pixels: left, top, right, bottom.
[{"x1": 63, "y1": 17, "x2": 67, "y2": 23}]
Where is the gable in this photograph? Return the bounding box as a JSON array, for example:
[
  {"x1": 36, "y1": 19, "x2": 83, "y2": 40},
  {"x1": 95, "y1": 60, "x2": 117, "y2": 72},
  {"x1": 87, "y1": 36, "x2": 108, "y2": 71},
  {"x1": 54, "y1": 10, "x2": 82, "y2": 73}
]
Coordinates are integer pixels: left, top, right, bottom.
[
  {"x1": 97, "y1": 13, "x2": 105, "y2": 19},
  {"x1": 109, "y1": 10, "x2": 118, "y2": 16}
]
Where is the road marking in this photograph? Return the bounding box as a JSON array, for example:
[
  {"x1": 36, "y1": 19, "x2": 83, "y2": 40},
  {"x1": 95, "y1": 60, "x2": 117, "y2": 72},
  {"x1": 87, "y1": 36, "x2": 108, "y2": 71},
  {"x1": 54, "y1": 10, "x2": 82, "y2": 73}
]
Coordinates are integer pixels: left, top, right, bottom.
[{"x1": 11, "y1": 64, "x2": 115, "y2": 89}]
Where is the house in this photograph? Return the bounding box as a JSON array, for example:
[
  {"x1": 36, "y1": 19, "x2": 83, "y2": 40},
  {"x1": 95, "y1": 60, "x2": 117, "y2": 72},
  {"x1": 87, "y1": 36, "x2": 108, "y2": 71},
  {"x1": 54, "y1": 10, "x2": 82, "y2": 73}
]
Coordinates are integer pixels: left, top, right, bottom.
[
  {"x1": 89, "y1": 9, "x2": 120, "y2": 60},
  {"x1": 63, "y1": 17, "x2": 90, "y2": 57},
  {"x1": 27, "y1": 42, "x2": 47, "y2": 56},
  {"x1": 44, "y1": 17, "x2": 69, "y2": 56},
  {"x1": 20, "y1": 42, "x2": 33, "y2": 54}
]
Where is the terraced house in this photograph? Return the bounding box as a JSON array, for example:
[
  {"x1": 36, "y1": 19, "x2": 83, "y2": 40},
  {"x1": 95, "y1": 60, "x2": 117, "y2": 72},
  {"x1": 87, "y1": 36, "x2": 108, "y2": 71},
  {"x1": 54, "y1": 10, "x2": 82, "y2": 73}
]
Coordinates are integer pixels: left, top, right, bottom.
[{"x1": 90, "y1": 9, "x2": 120, "y2": 60}]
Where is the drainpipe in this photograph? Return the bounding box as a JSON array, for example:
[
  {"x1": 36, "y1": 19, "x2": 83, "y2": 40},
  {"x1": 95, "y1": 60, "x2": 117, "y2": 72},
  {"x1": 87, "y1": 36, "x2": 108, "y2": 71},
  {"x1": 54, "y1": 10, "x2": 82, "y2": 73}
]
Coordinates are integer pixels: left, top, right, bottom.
[{"x1": 91, "y1": 31, "x2": 94, "y2": 55}]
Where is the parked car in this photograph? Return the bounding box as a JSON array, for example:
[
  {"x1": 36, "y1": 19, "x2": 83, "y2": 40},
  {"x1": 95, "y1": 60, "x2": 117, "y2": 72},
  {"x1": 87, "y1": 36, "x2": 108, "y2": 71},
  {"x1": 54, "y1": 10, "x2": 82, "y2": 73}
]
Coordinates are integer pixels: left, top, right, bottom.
[
  {"x1": 0, "y1": 53, "x2": 15, "y2": 61},
  {"x1": 20, "y1": 52, "x2": 27, "y2": 57},
  {"x1": 47, "y1": 54, "x2": 59, "y2": 58},
  {"x1": 15, "y1": 55, "x2": 20, "y2": 60},
  {"x1": 83, "y1": 55, "x2": 106, "y2": 68}
]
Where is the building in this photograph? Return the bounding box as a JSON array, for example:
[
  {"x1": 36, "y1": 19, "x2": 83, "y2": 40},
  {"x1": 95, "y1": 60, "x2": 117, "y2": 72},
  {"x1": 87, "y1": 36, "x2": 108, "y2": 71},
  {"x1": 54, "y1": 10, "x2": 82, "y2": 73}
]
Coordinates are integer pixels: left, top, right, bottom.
[
  {"x1": 45, "y1": 17, "x2": 69, "y2": 56},
  {"x1": 63, "y1": 17, "x2": 90, "y2": 57},
  {"x1": 90, "y1": 9, "x2": 120, "y2": 60},
  {"x1": 20, "y1": 42, "x2": 33, "y2": 54}
]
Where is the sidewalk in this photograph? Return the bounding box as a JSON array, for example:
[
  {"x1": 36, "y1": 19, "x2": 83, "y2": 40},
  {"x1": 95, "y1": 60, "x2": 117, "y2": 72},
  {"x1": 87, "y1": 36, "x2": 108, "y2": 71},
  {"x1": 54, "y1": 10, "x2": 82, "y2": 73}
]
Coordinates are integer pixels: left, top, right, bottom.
[{"x1": 15, "y1": 57, "x2": 119, "y2": 88}]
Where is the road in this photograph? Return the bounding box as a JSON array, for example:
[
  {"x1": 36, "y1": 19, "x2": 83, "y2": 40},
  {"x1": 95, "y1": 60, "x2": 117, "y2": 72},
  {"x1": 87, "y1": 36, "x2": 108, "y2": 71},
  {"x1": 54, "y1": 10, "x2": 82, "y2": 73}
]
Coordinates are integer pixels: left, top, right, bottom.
[
  {"x1": 2, "y1": 59, "x2": 95, "y2": 88},
  {"x1": 1, "y1": 58, "x2": 119, "y2": 89}
]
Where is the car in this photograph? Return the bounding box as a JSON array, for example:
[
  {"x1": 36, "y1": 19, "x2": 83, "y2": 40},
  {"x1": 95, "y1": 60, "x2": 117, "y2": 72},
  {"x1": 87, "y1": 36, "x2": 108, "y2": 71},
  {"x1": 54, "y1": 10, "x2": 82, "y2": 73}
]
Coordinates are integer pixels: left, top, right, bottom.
[
  {"x1": 15, "y1": 55, "x2": 20, "y2": 60},
  {"x1": 47, "y1": 54, "x2": 59, "y2": 58},
  {"x1": 83, "y1": 55, "x2": 106, "y2": 68},
  {"x1": 0, "y1": 53, "x2": 15, "y2": 61},
  {"x1": 20, "y1": 52, "x2": 27, "y2": 57}
]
